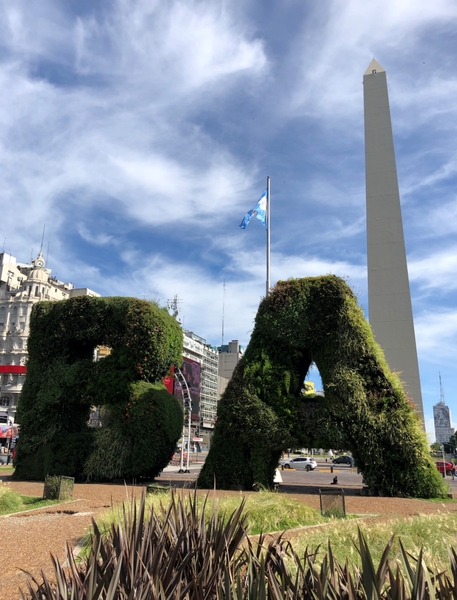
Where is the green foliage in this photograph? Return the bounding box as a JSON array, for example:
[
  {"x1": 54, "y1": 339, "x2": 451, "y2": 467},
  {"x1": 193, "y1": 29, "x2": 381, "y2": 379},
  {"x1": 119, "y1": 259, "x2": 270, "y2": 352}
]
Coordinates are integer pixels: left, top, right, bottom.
[
  {"x1": 22, "y1": 490, "x2": 457, "y2": 600},
  {"x1": 14, "y1": 431, "x2": 95, "y2": 481},
  {"x1": 14, "y1": 296, "x2": 183, "y2": 481},
  {"x1": 430, "y1": 442, "x2": 441, "y2": 453},
  {"x1": 0, "y1": 489, "x2": 23, "y2": 513},
  {"x1": 85, "y1": 382, "x2": 183, "y2": 481},
  {"x1": 199, "y1": 276, "x2": 447, "y2": 498},
  {"x1": 83, "y1": 428, "x2": 130, "y2": 482}
]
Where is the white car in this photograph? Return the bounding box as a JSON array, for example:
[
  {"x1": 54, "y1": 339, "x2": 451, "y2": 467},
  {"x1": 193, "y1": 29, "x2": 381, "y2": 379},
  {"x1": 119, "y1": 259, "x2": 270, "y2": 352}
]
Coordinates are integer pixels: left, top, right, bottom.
[{"x1": 279, "y1": 457, "x2": 317, "y2": 471}]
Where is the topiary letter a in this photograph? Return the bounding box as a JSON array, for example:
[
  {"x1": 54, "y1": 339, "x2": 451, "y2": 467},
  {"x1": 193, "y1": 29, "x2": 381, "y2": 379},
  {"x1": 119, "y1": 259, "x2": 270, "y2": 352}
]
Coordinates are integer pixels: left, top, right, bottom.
[{"x1": 198, "y1": 276, "x2": 446, "y2": 498}]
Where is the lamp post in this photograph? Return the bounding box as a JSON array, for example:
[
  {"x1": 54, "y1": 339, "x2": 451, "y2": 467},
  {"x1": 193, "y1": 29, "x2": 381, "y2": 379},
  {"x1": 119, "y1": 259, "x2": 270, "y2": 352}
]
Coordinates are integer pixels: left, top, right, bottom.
[
  {"x1": 6, "y1": 417, "x2": 13, "y2": 465},
  {"x1": 441, "y1": 445, "x2": 446, "y2": 478}
]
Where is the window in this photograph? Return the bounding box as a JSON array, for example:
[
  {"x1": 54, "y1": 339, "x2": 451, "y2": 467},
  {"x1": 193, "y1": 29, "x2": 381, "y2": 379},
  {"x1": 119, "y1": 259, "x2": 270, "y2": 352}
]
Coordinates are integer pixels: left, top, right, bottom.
[{"x1": 0, "y1": 396, "x2": 10, "y2": 407}]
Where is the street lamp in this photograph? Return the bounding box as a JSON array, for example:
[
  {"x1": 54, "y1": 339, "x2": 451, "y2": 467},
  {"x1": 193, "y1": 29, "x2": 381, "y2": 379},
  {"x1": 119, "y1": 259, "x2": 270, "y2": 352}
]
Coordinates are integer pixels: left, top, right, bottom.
[
  {"x1": 6, "y1": 417, "x2": 13, "y2": 465},
  {"x1": 441, "y1": 444, "x2": 446, "y2": 479}
]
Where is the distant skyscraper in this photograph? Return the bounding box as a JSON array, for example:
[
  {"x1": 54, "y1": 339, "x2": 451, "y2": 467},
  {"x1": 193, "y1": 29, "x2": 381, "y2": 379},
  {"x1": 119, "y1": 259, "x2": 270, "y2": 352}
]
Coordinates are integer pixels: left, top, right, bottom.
[
  {"x1": 433, "y1": 401, "x2": 454, "y2": 445},
  {"x1": 363, "y1": 58, "x2": 424, "y2": 421}
]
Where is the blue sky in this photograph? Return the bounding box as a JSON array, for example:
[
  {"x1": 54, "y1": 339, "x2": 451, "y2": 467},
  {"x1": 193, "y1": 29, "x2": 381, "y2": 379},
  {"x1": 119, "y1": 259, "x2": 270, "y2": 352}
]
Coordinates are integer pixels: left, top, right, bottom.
[{"x1": 1, "y1": 0, "x2": 456, "y2": 441}]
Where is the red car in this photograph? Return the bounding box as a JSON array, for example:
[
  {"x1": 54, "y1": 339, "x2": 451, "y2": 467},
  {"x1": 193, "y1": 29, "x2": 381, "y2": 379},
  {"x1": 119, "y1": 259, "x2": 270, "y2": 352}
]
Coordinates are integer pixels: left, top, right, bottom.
[{"x1": 435, "y1": 461, "x2": 453, "y2": 476}]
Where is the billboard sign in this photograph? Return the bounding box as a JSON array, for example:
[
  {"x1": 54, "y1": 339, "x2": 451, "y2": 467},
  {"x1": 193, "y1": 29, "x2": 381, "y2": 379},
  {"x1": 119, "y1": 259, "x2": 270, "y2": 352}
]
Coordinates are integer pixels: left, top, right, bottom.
[{"x1": 174, "y1": 357, "x2": 201, "y2": 421}]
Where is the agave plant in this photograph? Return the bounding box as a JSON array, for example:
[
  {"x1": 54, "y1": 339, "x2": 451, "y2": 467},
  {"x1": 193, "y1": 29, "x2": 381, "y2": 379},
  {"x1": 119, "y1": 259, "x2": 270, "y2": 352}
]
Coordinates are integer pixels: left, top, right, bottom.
[
  {"x1": 21, "y1": 489, "x2": 250, "y2": 600},
  {"x1": 20, "y1": 489, "x2": 457, "y2": 599}
]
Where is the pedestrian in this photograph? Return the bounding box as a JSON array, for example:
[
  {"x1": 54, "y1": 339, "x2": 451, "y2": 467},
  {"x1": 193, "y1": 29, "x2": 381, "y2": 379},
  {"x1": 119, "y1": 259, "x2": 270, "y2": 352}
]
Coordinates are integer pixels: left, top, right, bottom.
[{"x1": 452, "y1": 464, "x2": 456, "y2": 481}]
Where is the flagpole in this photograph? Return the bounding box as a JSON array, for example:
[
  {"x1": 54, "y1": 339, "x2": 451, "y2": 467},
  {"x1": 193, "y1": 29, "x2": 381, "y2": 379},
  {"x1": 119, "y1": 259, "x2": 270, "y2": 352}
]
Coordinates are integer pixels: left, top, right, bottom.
[{"x1": 266, "y1": 176, "x2": 270, "y2": 296}]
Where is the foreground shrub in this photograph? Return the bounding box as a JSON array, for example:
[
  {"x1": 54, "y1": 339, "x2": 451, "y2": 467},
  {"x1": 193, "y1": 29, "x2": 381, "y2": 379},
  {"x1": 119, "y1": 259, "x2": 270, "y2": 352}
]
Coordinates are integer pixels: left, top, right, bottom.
[
  {"x1": 22, "y1": 490, "x2": 457, "y2": 599},
  {"x1": 95, "y1": 489, "x2": 329, "y2": 539},
  {"x1": 0, "y1": 484, "x2": 23, "y2": 513}
]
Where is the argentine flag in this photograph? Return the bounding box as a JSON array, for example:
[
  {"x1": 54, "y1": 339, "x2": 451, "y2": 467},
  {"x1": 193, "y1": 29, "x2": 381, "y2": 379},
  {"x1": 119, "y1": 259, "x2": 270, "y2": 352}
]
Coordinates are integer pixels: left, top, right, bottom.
[{"x1": 239, "y1": 189, "x2": 267, "y2": 229}]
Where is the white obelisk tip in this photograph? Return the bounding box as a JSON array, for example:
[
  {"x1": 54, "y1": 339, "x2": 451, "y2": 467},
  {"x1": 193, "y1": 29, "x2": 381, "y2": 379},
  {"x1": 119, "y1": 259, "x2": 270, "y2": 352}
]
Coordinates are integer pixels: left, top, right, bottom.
[{"x1": 364, "y1": 58, "x2": 385, "y2": 76}]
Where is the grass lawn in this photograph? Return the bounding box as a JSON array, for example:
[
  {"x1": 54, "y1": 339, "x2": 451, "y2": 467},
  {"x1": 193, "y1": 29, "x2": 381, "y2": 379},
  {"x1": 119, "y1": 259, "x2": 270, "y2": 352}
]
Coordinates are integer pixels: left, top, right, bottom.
[
  {"x1": 91, "y1": 488, "x2": 336, "y2": 546},
  {"x1": 0, "y1": 483, "x2": 59, "y2": 515},
  {"x1": 290, "y1": 509, "x2": 457, "y2": 571},
  {"x1": 90, "y1": 488, "x2": 457, "y2": 574}
]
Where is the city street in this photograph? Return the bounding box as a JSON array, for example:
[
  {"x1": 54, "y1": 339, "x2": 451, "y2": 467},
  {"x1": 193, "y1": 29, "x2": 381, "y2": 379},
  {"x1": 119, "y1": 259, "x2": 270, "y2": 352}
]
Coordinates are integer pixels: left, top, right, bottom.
[{"x1": 159, "y1": 458, "x2": 457, "y2": 496}]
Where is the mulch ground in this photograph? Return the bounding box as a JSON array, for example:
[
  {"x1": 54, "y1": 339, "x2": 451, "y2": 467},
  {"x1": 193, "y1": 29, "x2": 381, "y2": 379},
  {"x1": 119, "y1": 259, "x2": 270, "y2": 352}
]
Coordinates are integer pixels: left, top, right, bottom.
[{"x1": 1, "y1": 470, "x2": 457, "y2": 599}]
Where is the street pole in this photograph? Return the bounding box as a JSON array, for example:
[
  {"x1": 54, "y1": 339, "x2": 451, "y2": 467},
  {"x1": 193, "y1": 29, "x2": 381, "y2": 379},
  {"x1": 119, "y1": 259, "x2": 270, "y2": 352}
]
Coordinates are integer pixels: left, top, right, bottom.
[
  {"x1": 6, "y1": 418, "x2": 12, "y2": 465},
  {"x1": 266, "y1": 176, "x2": 271, "y2": 297},
  {"x1": 186, "y1": 420, "x2": 191, "y2": 473}
]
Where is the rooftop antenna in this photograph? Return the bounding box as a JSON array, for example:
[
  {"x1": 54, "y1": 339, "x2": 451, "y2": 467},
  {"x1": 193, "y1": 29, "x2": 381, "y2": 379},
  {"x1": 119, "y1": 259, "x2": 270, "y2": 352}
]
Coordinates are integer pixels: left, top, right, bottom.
[
  {"x1": 2, "y1": 238, "x2": 5, "y2": 252},
  {"x1": 439, "y1": 372, "x2": 445, "y2": 404},
  {"x1": 221, "y1": 278, "x2": 226, "y2": 347},
  {"x1": 167, "y1": 294, "x2": 182, "y2": 321},
  {"x1": 40, "y1": 224, "x2": 46, "y2": 254}
]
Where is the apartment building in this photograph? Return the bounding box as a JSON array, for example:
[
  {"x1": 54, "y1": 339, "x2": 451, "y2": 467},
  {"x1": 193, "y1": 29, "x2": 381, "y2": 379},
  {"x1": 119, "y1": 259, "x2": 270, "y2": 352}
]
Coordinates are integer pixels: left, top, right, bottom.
[{"x1": 0, "y1": 250, "x2": 99, "y2": 421}]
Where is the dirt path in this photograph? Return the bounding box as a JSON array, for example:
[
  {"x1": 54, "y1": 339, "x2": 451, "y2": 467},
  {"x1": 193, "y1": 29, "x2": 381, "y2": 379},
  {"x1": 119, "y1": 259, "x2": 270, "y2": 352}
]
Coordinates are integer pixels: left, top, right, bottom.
[{"x1": 1, "y1": 473, "x2": 457, "y2": 599}]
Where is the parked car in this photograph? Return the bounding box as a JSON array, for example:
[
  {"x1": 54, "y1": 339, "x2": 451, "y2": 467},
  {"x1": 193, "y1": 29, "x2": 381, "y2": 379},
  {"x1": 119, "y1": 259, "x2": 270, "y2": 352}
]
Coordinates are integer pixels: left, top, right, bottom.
[
  {"x1": 332, "y1": 455, "x2": 354, "y2": 466},
  {"x1": 435, "y1": 461, "x2": 453, "y2": 476},
  {"x1": 279, "y1": 457, "x2": 317, "y2": 471}
]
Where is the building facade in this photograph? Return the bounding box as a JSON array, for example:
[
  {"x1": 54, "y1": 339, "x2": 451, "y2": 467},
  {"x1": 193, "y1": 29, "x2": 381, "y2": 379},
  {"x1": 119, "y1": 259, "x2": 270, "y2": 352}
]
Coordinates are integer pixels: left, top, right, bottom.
[
  {"x1": 433, "y1": 401, "x2": 454, "y2": 445},
  {"x1": 0, "y1": 250, "x2": 99, "y2": 422},
  {"x1": 182, "y1": 330, "x2": 219, "y2": 448},
  {"x1": 218, "y1": 340, "x2": 244, "y2": 380}
]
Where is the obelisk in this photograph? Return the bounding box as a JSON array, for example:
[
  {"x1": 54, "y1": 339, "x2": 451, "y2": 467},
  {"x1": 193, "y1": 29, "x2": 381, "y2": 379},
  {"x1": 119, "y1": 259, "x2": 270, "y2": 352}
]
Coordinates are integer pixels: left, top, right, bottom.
[{"x1": 363, "y1": 58, "x2": 424, "y2": 421}]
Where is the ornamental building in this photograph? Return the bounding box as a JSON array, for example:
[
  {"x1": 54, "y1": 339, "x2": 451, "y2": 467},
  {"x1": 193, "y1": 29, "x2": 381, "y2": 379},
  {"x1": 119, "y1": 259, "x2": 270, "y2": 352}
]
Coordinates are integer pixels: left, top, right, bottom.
[
  {"x1": 433, "y1": 400, "x2": 454, "y2": 445},
  {"x1": 0, "y1": 250, "x2": 99, "y2": 422}
]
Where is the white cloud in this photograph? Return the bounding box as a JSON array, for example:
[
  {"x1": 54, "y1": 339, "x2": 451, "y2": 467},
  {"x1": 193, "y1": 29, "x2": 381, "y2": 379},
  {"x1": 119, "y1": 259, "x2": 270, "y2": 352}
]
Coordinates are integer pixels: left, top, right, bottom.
[
  {"x1": 0, "y1": 0, "x2": 456, "y2": 430},
  {"x1": 0, "y1": 1, "x2": 270, "y2": 242},
  {"x1": 415, "y1": 310, "x2": 457, "y2": 362},
  {"x1": 286, "y1": 0, "x2": 457, "y2": 124},
  {"x1": 74, "y1": 0, "x2": 267, "y2": 94},
  {"x1": 77, "y1": 225, "x2": 113, "y2": 246},
  {"x1": 409, "y1": 249, "x2": 457, "y2": 291}
]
